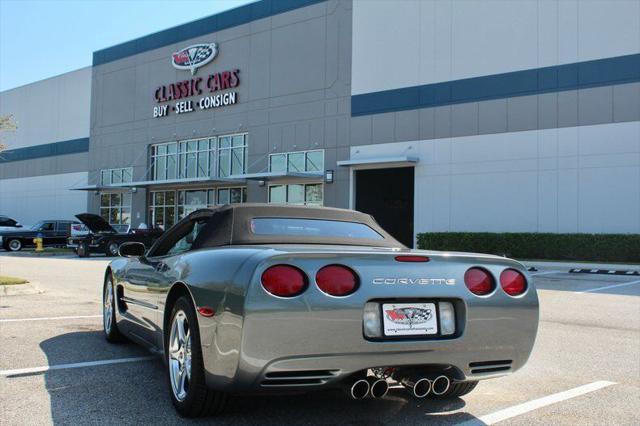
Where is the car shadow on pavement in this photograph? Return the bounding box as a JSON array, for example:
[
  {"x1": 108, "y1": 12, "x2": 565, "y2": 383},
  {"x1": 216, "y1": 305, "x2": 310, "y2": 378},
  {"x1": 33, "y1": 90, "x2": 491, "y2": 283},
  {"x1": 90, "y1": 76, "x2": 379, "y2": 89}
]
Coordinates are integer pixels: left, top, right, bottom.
[{"x1": 34, "y1": 331, "x2": 482, "y2": 425}]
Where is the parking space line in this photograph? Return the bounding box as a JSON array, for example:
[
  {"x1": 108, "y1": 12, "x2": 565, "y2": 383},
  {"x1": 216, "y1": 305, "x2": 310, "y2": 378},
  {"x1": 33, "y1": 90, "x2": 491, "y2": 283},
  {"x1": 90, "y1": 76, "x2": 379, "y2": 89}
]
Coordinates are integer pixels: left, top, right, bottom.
[
  {"x1": 530, "y1": 271, "x2": 562, "y2": 276},
  {"x1": 578, "y1": 279, "x2": 640, "y2": 294},
  {"x1": 456, "y1": 381, "x2": 615, "y2": 426},
  {"x1": 0, "y1": 356, "x2": 155, "y2": 377},
  {"x1": 0, "y1": 315, "x2": 102, "y2": 323}
]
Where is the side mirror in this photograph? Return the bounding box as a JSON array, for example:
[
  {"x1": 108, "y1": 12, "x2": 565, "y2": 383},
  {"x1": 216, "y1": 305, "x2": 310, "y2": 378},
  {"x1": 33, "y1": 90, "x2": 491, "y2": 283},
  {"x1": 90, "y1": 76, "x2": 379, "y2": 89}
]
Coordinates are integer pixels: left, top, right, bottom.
[
  {"x1": 16, "y1": 223, "x2": 22, "y2": 228},
  {"x1": 119, "y1": 242, "x2": 146, "y2": 258}
]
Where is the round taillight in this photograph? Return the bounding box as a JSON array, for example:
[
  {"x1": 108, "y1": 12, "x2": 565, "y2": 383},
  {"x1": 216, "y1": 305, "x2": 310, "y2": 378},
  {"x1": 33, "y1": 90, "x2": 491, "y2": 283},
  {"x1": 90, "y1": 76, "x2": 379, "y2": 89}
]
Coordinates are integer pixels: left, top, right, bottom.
[
  {"x1": 315, "y1": 265, "x2": 359, "y2": 296},
  {"x1": 500, "y1": 269, "x2": 527, "y2": 296},
  {"x1": 261, "y1": 265, "x2": 308, "y2": 297},
  {"x1": 464, "y1": 267, "x2": 495, "y2": 296}
]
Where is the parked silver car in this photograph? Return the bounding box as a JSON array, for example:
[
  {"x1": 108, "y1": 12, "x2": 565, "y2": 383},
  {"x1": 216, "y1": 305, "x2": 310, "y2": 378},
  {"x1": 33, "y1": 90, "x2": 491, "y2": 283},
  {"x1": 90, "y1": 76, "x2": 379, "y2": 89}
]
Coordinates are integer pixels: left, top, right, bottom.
[{"x1": 104, "y1": 204, "x2": 538, "y2": 417}]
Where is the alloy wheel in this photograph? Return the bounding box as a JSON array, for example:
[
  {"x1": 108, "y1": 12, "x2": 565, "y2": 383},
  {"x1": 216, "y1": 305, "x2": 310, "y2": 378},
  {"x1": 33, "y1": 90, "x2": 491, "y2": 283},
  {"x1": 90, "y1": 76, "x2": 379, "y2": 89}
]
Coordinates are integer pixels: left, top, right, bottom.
[
  {"x1": 169, "y1": 310, "x2": 192, "y2": 402},
  {"x1": 108, "y1": 242, "x2": 119, "y2": 256},
  {"x1": 8, "y1": 239, "x2": 21, "y2": 251},
  {"x1": 103, "y1": 280, "x2": 113, "y2": 334}
]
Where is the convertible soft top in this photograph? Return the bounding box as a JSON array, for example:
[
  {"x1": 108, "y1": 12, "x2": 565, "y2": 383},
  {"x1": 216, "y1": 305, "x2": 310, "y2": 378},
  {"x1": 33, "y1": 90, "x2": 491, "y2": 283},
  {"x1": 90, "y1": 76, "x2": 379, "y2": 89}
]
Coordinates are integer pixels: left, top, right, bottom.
[{"x1": 172, "y1": 204, "x2": 405, "y2": 249}]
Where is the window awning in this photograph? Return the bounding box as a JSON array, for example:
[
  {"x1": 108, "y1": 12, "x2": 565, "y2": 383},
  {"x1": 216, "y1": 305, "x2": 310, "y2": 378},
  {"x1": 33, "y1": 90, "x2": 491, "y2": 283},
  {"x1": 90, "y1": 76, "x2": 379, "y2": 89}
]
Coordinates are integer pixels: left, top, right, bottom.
[
  {"x1": 336, "y1": 155, "x2": 419, "y2": 167},
  {"x1": 70, "y1": 184, "x2": 129, "y2": 192},
  {"x1": 70, "y1": 176, "x2": 246, "y2": 191},
  {"x1": 228, "y1": 171, "x2": 324, "y2": 181}
]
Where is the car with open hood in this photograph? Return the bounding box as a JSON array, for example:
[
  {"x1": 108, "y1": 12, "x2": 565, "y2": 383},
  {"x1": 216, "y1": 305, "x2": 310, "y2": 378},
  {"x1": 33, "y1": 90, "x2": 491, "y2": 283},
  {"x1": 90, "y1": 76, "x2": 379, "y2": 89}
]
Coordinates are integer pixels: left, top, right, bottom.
[
  {"x1": 103, "y1": 204, "x2": 538, "y2": 417},
  {"x1": 67, "y1": 213, "x2": 163, "y2": 257}
]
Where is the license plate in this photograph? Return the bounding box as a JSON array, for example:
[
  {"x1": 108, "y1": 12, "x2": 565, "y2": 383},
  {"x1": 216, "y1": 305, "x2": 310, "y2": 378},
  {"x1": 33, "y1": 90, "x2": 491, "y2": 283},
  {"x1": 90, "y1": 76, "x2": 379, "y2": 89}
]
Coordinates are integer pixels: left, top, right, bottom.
[{"x1": 382, "y1": 303, "x2": 438, "y2": 336}]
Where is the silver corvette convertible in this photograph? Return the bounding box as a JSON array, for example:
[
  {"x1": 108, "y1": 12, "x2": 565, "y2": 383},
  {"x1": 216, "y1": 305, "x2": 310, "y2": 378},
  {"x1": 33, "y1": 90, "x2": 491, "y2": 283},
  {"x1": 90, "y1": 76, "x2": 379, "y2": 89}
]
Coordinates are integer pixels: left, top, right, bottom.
[{"x1": 104, "y1": 204, "x2": 538, "y2": 417}]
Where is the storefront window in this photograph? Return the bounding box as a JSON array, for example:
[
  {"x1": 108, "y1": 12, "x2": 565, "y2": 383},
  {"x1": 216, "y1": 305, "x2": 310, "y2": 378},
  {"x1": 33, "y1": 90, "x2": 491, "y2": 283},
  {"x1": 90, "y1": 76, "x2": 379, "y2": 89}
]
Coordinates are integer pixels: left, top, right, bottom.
[
  {"x1": 268, "y1": 185, "x2": 286, "y2": 203},
  {"x1": 150, "y1": 187, "x2": 246, "y2": 228},
  {"x1": 268, "y1": 150, "x2": 324, "y2": 173},
  {"x1": 305, "y1": 183, "x2": 323, "y2": 205},
  {"x1": 305, "y1": 150, "x2": 323, "y2": 172},
  {"x1": 149, "y1": 190, "x2": 176, "y2": 230},
  {"x1": 288, "y1": 153, "x2": 305, "y2": 172},
  {"x1": 179, "y1": 139, "x2": 211, "y2": 179},
  {"x1": 268, "y1": 183, "x2": 323, "y2": 205},
  {"x1": 218, "y1": 134, "x2": 247, "y2": 177},
  {"x1": 287, "y1": 184, "x2": 305, "y2": 204},
  {"x1": 217, "y1": 187, "x2": 247, "y2": 205},
  {"x1": 151, "y1": 134, "x2": 246, "y2": 182},
  {"x1": 218, "y1": 147, "x2": 230, "y2": 177},
  {"x1": 178, "y1": 189, "x2": 208, "y2": 218},
  {"x1": 152, "y1": 142, "x2": 177, "y2": 181},
  {"x1": 111, "y1": 170, "x2": 122, "y2": 184},
  {"x1": 269, "y1": 154, "x2": 286, "y2": 173},
  {"x1": 122, "y1": 167, "x2": 132, "y2": 182},
  {"x1": 100, "y1": 192, "x2": 132, "y2": 225},
  {"x1": 100, "y1": 167, "x2": 133, "y2": 186}
]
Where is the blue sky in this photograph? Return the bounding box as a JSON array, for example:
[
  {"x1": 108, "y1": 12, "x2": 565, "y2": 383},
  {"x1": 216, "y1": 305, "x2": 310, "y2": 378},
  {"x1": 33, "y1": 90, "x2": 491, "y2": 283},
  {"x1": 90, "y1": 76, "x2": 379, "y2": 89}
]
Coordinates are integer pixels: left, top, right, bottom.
[{"x1": 0, "y1": 0, "x2": 255, "y2": 91}]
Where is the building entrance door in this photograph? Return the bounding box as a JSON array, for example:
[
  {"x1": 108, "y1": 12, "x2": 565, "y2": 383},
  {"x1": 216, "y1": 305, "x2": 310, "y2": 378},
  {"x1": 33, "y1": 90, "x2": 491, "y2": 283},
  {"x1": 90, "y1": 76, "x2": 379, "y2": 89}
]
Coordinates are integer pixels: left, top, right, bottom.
[{"x1": 355, "y1": 167, "x2": 415, "y2": 247}]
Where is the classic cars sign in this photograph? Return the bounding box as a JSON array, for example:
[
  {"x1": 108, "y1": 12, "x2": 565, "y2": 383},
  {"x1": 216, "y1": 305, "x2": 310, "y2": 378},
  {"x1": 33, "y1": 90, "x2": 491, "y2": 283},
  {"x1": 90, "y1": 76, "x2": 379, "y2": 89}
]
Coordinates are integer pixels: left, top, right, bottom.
[
  {"x1": 153, "y1": 43, "x2": 239, "y2": 119},
  {"x1": 172, "y1": 43, "x2": 218, "y2": 75}
]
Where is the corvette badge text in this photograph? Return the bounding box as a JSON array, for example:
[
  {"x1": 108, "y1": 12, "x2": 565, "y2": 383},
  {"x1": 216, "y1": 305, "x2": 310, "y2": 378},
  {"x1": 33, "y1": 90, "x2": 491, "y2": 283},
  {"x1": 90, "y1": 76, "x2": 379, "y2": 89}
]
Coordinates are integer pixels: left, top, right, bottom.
[
  {"x1": 152, "y1": 42, "x2": 240, "y2": 119},
  {"x1": 373, "y1": 278, "x2": 456, "y2": 285}
]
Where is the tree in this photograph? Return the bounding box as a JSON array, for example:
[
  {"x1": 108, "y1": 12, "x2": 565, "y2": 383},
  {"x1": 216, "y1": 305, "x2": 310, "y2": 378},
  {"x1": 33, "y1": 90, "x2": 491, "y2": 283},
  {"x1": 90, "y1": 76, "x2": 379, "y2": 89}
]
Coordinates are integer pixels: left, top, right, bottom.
[{"x1": 0, "y1": 114, "x2": 18, "y2": 152}]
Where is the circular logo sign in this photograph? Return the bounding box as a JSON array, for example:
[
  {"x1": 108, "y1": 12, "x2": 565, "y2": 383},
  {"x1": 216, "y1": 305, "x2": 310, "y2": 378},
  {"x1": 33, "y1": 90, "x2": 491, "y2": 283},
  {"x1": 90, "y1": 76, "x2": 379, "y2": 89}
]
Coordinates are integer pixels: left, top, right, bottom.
[{"x1": 171, "y1": 43, "x2": 218, "y2": 75}]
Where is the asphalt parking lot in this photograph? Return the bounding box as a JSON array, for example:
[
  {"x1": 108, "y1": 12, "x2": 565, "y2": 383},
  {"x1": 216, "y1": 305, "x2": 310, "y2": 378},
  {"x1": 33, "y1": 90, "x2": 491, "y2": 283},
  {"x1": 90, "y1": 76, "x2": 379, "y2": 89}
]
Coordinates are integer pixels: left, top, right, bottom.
[{"x1": 1, "y1": 254, "x2": 638, "y2": 425}]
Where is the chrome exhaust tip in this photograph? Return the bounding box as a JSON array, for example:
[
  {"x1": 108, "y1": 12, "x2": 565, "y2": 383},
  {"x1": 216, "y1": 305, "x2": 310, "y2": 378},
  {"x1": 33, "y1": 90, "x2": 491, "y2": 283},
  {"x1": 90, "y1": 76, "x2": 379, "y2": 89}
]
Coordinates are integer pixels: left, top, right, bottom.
[
  {"x1": 431, "y1": 375, "x2": 450, "y2": 396},
  {"x1": 369, "y1": 378, "x2": 389, "y2": 399},
  {"x1": 401, "y1": 377, "x2": 432, "y2": 398},
  {"x1": 350, "y1": 378, "x2": 370, "y2": 399}
]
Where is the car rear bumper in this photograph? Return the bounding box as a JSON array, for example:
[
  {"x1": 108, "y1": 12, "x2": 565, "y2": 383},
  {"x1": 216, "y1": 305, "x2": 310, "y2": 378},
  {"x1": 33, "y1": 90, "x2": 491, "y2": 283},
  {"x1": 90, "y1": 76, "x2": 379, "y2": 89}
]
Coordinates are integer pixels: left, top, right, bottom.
[{"x1": 199, "y1": 294, "x2": 538, "y2": 393}]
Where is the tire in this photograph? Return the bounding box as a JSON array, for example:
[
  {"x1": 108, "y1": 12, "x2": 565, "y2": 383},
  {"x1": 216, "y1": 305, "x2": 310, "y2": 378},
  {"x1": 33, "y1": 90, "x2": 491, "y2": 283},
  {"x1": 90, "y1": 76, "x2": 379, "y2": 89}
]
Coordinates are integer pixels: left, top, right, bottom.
[
  {"x1": 431, "y1": 381, "x2": 479, "y2": 399},
  {"x1": 6, "y1": 239, "x2": 22, "y2": 252},
  {"x1": 105, "y1": 241, "x2": 120, "y2": 257},
  {"x1": 77, "y1": 242, "x2": 90, "y2": 258},
  {"x1": 166, "y1": 296, "x2": 228, "y2": 417},
  {"x1": 103, "y1": 274, "x2": 125, "y2": 343}
]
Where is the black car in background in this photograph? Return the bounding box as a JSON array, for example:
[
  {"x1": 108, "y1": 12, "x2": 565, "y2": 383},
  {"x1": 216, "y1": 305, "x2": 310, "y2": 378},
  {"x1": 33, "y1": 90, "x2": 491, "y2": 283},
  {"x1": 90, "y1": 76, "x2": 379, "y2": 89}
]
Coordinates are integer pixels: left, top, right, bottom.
[
  {"x1": 67, "y1": 213, "x2": 163, "y2": 257},
  {"x1": 0, "y1": 215, "x2": 23, "y2": 232},
  {"x1": 0, "y1": 220, "x2": 80, "y2": 251}
]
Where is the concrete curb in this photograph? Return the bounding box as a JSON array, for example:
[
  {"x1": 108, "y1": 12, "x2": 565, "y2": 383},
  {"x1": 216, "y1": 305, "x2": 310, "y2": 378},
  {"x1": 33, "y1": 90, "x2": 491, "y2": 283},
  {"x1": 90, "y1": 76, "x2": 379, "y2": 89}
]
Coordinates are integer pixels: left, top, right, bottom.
[
  {"x1": 0, "y1": 282, "x2": 43, "y2": 296},
  {"x1": 0, "y1": 251, "x2": 74, "y2": 258}
]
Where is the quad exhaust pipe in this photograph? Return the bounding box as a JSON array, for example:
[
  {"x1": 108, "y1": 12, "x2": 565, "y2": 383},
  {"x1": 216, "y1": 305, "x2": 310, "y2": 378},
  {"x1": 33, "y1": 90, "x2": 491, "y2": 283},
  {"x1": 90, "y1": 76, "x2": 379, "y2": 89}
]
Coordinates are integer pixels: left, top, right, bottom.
[
  {"x1": 400, "y1": 374, "x2": 451, "y2": 398},
  {"x1": 349, "y1": 378, "x2": 370, "y2": 399},
  {"x1": 369, "y1": 377, "x2": 389, "y2": 399},
  {"x1": 431, "y1": 375, "x2": 451, "y2": 396},
  {"x1": 348, "y1": 377, "x2": 389, "y2": 399},
  {"x1": 401, "y1": 377, "x2": 432, "y2": 398},
  {"x1": 348, "y1": 371, "x2": 450, "y2": 400}
]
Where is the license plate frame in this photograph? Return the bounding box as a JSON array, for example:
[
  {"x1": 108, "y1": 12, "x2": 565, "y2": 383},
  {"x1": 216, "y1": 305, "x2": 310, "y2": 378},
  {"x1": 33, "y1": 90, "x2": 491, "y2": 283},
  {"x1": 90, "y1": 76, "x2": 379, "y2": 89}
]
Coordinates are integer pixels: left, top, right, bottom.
[{"x1": 381, "y1": 302, "x2": 438, "y2": 336}]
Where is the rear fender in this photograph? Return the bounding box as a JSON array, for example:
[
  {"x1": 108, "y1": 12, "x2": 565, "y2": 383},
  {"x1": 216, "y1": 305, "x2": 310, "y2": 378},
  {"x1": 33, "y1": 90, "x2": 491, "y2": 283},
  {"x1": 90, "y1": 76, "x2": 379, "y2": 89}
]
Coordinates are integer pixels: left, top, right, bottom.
[{"x1": 175, "y1": 248, "x2": 275, "y2": 389}]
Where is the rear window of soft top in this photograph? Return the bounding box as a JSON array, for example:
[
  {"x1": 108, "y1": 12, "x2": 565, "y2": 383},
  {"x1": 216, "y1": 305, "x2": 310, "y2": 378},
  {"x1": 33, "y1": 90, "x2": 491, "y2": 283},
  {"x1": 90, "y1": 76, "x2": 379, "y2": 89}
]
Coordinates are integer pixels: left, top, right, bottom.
[{"x1": 250, "y1": 218, "x2": 383, "y2": 240}]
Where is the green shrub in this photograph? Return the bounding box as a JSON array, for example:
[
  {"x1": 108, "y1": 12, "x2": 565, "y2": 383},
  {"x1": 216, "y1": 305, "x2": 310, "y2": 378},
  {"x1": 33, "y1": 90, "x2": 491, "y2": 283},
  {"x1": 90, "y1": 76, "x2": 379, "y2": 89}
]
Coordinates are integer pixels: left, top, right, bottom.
[{"x1": 416, "y1": 232, "x2": 640, "y2": 263}]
